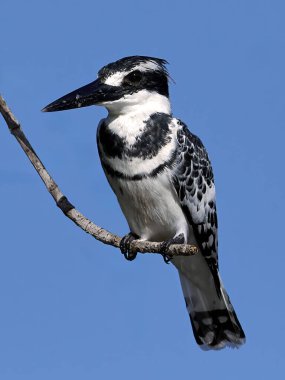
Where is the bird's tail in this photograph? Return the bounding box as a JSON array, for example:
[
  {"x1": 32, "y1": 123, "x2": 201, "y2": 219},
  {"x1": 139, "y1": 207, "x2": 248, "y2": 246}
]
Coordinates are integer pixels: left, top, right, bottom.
[{"x1": 172, "y1": 253, "x2": 245, "y2": 350}]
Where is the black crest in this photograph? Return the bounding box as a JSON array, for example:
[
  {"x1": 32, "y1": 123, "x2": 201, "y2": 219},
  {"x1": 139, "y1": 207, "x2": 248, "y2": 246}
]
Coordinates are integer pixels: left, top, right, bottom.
[{"x1": 98, "y1": 56, "x2": 169, "y2": 78}]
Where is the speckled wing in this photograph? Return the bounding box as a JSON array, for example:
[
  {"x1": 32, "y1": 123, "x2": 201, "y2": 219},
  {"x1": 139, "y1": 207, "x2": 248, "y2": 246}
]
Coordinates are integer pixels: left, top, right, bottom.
[{"x1": 172, "y1": 120, "x2": 218, "y2": 269}]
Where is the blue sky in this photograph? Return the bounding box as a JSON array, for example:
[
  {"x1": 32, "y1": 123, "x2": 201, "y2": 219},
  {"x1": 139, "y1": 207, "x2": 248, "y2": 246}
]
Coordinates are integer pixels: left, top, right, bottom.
[{"x1": 0, "y1": 0, "x2": 284, "y2": 379}]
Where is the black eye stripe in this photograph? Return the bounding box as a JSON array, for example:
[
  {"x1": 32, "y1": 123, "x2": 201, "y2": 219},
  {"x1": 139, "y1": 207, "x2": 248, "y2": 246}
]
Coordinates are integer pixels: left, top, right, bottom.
[
  {"x1": 102, "y1": 69, "x2": 169, "y2": 97},
  {"x1": 124, "y1": 70, "x2": 142, "y2": 84}
]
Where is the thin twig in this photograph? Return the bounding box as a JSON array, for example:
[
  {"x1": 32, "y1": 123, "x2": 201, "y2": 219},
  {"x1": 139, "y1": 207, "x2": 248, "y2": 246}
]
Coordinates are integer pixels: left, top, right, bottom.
[{"x1": 0, "y1": 94, "x2": 199, "y2": 257}]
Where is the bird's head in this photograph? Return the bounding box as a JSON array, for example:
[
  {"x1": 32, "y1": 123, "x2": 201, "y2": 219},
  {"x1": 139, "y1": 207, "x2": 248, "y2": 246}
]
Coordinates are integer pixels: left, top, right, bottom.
[{"x1": 42, "y1": 56, "x2": 170, "y2": 115}]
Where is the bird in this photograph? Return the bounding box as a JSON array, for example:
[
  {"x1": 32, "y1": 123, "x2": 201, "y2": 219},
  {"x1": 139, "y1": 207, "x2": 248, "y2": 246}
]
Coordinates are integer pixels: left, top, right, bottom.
[{"x1": 42, "y1": 55, "x2": 245, "y2": 350}]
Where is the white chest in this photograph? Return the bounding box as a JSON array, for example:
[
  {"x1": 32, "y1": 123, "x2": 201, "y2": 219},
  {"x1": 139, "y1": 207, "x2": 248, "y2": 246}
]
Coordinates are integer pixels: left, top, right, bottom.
[
  {"x1": 107, "y1": 171, "x2": 190, "y2": 242},
  {"x1": 97, "y1": 110, "x2": 189, "y2": 242}
]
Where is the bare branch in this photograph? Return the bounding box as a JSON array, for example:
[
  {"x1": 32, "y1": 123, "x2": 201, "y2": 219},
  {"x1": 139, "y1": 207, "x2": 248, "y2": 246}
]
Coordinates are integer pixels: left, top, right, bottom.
[{"x1": 0, "y1": 94, "x2": 198, "y2": 257}]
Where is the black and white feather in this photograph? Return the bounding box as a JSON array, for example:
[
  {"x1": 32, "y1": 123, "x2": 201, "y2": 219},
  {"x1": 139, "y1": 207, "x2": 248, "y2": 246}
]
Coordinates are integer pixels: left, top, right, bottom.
[
  {"x1": 170, "y1": 120, "x2": 245, "y2": 349},
  {"x1": 173, "y1": 121, "x2": 218, "y2": 265}
]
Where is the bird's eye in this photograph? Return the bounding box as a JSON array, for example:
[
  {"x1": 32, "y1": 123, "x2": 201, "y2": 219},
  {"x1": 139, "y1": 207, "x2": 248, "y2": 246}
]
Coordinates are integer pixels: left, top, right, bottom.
[{"x1": 124, "y1": 70, "x2": 142, "y2": 84}]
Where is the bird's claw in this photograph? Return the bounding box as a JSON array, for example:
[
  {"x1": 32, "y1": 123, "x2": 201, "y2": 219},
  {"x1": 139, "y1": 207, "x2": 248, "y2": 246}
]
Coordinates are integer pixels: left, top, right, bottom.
[
  {"x1": 162, "y1": 253, "x2": 173, "y2": 264},
  {"x1": 120, "y1": 232, "x2": 139, "y2": 261},
  {"x1": 160, "y1": 233, "x2": 185, "y2": 264},
  {"x1": 160, "y1": 241, "x2": 174, "y2": 264}
]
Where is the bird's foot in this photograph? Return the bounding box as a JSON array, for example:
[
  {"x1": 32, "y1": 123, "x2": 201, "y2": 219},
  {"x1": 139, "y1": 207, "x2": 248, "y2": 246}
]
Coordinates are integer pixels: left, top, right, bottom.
[
  {"x1": 120, "y1": 232, "x2": 139, "y2": 261},
  {"x1": 160, "y1": 233, "x2": 185, "y2": 264}
]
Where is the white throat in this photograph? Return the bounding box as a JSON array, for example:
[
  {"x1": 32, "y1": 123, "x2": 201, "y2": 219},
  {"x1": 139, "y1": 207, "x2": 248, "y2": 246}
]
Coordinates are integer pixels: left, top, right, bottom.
[
  {"x1": 102, "y1": 90, "x2": 171, "y2": 144},
  {"x1": 104, "y1": 90, "x2": 171, "y2": 117}
]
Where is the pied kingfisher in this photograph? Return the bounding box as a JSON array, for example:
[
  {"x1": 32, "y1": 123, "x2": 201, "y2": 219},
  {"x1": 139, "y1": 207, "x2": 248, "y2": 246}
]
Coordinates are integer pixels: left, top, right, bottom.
[{"x1": 43, "y1": 56, "x2": 245, "y2": 349}]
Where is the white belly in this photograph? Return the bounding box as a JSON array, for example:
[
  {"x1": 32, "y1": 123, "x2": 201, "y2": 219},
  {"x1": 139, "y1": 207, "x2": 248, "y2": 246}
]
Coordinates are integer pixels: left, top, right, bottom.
[{"x1": 108, "y1": 171, "x2": 190, "y2": 242}]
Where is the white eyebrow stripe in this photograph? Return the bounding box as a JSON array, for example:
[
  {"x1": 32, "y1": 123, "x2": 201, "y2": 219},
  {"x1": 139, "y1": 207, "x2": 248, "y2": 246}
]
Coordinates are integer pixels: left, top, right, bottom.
[
  {"x1": 103, "y1": 61, "x2": 161, "y2": 87},
  {"x1": 132, "y1": 61, "x2": 160, "y2": 72},
  {"x1": 104, "y1": 71, "x2": 127, "y2": 86}
]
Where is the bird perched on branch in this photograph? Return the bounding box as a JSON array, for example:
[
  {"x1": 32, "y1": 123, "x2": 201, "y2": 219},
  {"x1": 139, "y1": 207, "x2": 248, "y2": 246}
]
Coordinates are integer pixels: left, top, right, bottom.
[{"x1": 43, "y1": 56, "x2": 245, "y2": 350}]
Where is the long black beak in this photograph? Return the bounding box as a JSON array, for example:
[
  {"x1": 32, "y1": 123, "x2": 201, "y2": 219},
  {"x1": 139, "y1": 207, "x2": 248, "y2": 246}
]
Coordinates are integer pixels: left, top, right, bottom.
[{"x1": 42, "y1": 78, "x2": 119, "y2": 112}]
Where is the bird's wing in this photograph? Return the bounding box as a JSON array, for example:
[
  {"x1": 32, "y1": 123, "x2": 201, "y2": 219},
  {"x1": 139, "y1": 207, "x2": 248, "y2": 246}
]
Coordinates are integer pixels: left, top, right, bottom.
[
  {"x1": 170, "y1": 120, "x2": 245, "y2": 348},
  {"x1": 172, "y1": 119, "x2": 218, "y2": 269}
]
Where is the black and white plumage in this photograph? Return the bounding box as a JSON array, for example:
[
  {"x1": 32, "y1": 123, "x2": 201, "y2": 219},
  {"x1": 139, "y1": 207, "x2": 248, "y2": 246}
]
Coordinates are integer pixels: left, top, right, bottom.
[{"x1": 43, "y1": 56, "x2": 245, "y2": 349}]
